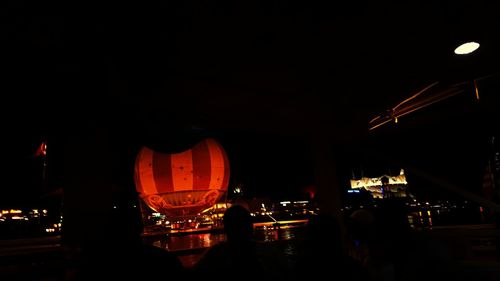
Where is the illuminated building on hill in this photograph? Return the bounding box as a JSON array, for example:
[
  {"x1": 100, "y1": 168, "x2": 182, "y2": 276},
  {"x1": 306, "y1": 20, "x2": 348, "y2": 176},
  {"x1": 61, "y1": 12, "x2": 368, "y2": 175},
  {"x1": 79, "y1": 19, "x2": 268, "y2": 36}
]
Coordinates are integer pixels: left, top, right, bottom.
[{"x1": 350, "y1": 169, "x2": 409, "y2": 199}]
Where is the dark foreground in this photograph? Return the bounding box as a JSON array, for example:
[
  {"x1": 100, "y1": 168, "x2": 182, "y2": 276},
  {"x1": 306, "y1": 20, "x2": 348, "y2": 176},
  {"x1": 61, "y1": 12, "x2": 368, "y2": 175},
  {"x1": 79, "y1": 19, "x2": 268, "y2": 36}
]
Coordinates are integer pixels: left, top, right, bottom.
[{"x1": 1, "y1": 224, "x2": 499, "y2": 280}]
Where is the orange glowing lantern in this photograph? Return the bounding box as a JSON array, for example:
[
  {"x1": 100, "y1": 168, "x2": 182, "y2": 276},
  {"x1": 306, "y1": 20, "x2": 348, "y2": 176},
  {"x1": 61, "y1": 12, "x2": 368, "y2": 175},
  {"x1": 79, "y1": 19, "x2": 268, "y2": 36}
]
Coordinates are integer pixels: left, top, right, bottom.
[{"x1": 134, "y1": 138, "x2": 230, "y2": 217}]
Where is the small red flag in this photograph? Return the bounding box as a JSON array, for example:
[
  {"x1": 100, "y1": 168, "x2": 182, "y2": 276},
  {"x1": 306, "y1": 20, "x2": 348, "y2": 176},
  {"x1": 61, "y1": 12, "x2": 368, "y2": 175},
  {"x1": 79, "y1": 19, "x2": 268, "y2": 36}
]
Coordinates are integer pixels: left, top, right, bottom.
[{"x1": 35, "y1": 142, "x2": 47, "y2": 157}]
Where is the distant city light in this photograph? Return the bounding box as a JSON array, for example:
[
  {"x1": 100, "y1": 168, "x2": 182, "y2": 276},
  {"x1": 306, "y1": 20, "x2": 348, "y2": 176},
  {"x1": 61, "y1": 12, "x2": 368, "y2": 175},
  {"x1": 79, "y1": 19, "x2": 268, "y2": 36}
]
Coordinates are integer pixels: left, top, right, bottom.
[
  {"x1": 280, "y1": 201, "x2": 290, "y2": 206},
  {"x1": 454, "y1": 41, "x2": 480, "y2": 55}
]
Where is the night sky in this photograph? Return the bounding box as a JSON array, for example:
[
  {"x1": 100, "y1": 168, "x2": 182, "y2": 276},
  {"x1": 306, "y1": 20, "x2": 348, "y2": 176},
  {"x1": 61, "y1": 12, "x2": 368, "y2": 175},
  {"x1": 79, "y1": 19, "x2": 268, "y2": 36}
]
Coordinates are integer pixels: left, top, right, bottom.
[{"x1": 1, "y1": 2, "x2": 500, "y2": 206}]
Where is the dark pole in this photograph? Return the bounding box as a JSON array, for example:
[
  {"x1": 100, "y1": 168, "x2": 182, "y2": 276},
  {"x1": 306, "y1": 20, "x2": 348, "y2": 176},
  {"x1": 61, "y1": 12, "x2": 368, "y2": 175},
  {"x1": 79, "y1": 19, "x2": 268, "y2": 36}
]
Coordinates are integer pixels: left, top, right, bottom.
[{"x1": 41, "y1": 141, "x2": 47, "y2": 195}]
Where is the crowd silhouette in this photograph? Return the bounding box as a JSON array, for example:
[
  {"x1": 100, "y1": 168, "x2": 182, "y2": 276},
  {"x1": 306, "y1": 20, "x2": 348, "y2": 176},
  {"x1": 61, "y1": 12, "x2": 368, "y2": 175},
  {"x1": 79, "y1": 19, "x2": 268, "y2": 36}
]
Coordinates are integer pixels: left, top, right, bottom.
[
  {"x1": 65, "y1": 188, "x2": 183, "y2": 280},
  {"x1": 346, "y1": 199, "x2": 456, "y2": 281},
  {"x1": 62, "y1": 191, "x2": 458, "y2": 281},
  {"x1": 294, "y1": 213, "x2": 369, "y2": 281},
  {"x1": 193, "y1": 204, "x2": 289, "y2": 280}
]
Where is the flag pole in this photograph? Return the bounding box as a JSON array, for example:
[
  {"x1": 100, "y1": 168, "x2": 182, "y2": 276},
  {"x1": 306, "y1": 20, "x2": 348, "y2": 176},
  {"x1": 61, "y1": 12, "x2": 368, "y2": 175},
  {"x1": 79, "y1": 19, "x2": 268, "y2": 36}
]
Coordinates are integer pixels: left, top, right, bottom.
[
  {"x1": 41, "y1": 141, "x2": 48, "y2": 194},
  {"x1": 35, "y1": 140, "x2": 48, "y2": 194}
]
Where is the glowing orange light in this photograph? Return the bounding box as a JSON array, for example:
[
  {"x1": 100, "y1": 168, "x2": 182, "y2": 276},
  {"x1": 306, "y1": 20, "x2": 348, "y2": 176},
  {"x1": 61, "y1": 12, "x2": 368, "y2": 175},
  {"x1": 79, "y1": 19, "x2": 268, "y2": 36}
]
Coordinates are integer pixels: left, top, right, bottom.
[
  {"x1": 474, "y1": 80, "x2": 480, "y2": 100},
  {"x1": 134, "y1": 138, "x2": 230, "y2": 217},
  {"x1": 35, "y1": 142, "x2": 47, "y2": 157}
]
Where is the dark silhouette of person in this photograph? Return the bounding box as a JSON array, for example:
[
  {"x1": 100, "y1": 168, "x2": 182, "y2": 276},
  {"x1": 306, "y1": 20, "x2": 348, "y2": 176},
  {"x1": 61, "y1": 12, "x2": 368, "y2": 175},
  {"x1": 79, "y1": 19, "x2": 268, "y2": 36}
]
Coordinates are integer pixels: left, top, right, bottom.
[
  {"x1": 348, "y1": 208, "x2": 395, "y2": 281},
  {"x1": 67, "y1": 187, "x2": 183, "y2": 280},
  {"x1": 294, "y1": 213, "x2": 369, "y2": 281},
  {"x1": 352, "y1": 199, "x2": 455, "y2": 281},
  {"x1": 193, "y1": 204, "x2": 289, "y2": 280}
]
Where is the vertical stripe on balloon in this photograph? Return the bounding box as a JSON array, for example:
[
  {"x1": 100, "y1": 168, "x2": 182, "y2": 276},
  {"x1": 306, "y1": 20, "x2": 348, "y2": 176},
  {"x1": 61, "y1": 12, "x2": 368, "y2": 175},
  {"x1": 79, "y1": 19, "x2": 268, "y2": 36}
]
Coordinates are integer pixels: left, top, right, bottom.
[
  {"x1": 133, "y1": 158, "x2": 143, "y2": 196},
  {"x1": 207, "y1": 138, "x2": 225, "y2": 190},
  {"x1": 192, "y1": 140, "x2": 212, "y2": 190},
  {"x1": 153, "y1": 151, "x2": 174, "y2": 193},
  {"x1": 171, "y1": 149, "x2": 194, "y2": 191},
  {"x1": 137, "y1": 148, "x2": 158, "y2": 196},
  {"x1": 221, "y1": 143, "x2": 230, "y2": 192}
]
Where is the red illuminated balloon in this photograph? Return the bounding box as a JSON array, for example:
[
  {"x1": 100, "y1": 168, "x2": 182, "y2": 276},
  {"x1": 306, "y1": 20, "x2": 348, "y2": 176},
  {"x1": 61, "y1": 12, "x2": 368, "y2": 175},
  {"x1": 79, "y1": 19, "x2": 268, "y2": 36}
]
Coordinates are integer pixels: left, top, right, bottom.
[{"x1": 134, "y1": 138, "x2": 230, "y2": 217}]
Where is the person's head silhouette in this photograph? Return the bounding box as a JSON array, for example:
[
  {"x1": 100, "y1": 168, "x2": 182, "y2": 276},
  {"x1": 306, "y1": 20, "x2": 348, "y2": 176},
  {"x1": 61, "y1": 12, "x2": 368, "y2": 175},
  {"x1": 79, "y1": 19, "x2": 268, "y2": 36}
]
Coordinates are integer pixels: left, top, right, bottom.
[
  {"x1": 305, "y1": 214, "x2": 342, "y2": 252},
  {"x1": 107, "y1": 185, "x2": 144, "y2": 246},
  {"x1": 375, "y1": 198, "x2": 410, "y2": 234},
  {"x1": 223, "y1": 205, "x2": 253, "y2": 243}
]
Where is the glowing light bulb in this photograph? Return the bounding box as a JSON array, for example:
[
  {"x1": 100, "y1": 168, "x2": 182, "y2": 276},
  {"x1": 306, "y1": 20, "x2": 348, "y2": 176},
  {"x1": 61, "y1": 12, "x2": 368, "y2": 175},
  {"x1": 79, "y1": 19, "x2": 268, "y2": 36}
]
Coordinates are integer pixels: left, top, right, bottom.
[{"x1": 454, "y1": 41, "x2": 480, "y2": 55}]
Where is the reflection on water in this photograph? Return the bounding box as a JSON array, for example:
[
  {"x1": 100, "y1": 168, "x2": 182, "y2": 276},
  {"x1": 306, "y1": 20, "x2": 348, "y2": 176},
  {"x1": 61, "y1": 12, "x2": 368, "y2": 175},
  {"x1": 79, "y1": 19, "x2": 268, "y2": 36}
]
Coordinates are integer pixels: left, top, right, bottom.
[
  {"x1": 146, "y1": 226, "x2": 305, "y2": 267},
  {"x1": 152, "y1": 233, "x2": 226, "y2": 251},
  {"x1": 151, "y1": 227, "x2": 304, "y2": 251}
]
